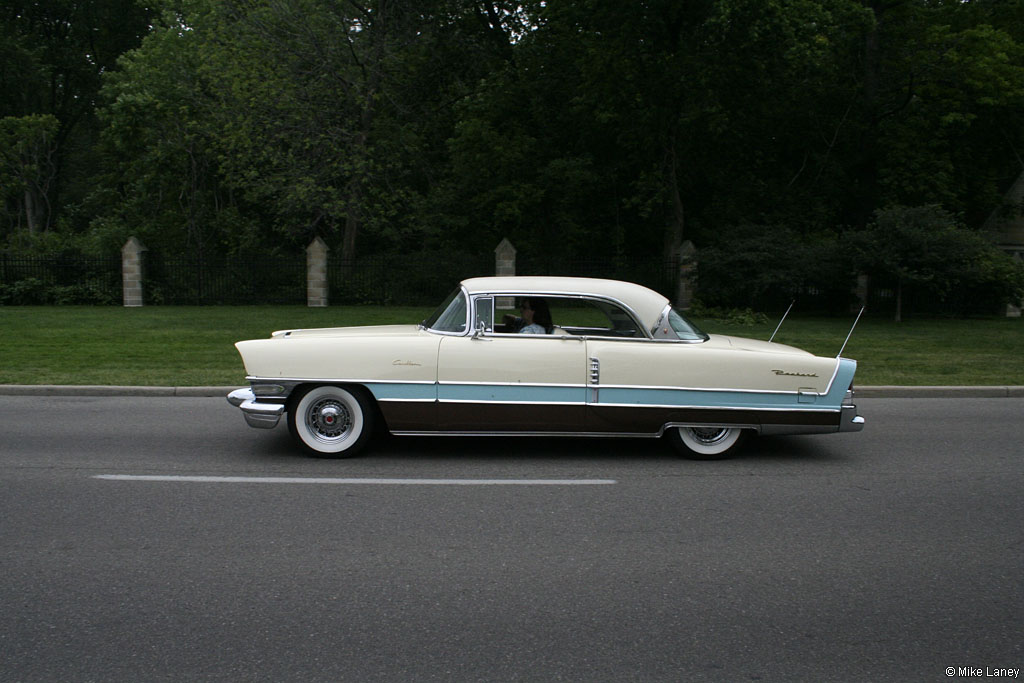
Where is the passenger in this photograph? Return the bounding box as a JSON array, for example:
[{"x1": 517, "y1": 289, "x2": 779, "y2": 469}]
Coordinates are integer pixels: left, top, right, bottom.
[{"x1": 507, "y1": 297, "x2": 553, "y2": 334}]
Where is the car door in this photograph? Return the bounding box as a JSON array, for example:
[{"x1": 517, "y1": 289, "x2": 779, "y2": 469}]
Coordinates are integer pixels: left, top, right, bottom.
[{"x1": 435, "y1": 295, "x2": 588, "y2": 432}]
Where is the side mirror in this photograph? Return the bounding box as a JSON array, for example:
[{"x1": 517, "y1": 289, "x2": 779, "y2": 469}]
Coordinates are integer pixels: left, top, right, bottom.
[{"x1": 472, "y1": 319, "x2": 487, "y2": 339}]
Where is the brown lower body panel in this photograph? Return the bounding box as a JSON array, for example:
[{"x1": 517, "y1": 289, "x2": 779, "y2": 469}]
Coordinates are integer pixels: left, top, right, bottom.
[
  {"x1": 380, "y1": 400, "x2": 584, "y2": 432},
  {"x1": 436, "y1": 402, "x2": 586, "y2": 432},
  {"x1": 588, "y1": 405, "x2": 840, "y2": 434},
  {"x1": 381, "y1": 400, "x2": 840, "y2": 435}
]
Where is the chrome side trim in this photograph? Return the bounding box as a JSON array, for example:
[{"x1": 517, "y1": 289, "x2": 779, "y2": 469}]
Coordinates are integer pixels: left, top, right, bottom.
[
  {"x1": 391, "y1": 422, "x2": 758, "y2": 439},
  {"x1": 593, "y1": 402, "x2": 841, "y2": 413},
  {"x1": 438, "y1": 399, "x2": 588, "y2": 406},
  {"x1": 248, "y1": 376, "x2": 817, "y2": 396},
  {"x1": 664, "y1": 421, "x2": 759, "y2": 433},
  {"x1": 391, "y1": 430, "x2": 665, "y2": 439},
  {"x1": 246, "y1": 376, "x2": 436, "y2": 386},
  {"x1": 438, "y1": 380, "x2": 588, "y2": 389},
  {"x1": 377, "y1": 397, "x2": 436, "y2": 403},
  {"x1": 243, "y1": 376, "x2": 845, "y2": 408},
  {"x1": 595, "y1": 382, "x2": 803, "y2": 396}
]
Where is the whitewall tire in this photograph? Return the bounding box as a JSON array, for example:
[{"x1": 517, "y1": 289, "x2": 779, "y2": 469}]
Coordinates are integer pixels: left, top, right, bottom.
[
  {"x1": 288, "y1": 385, "x2": 374, "y2": 457},
  {"x1": 668, "y1": 426, "x2": 746, "y2": 460}
]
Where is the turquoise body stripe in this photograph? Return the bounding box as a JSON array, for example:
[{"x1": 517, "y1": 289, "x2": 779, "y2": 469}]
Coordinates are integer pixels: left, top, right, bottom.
[
  {"x1": 365, "y1": 382, "x2": 436, "y2": 401},
  {"x1": 597, "y1": 387, "x2": 829, "y2": 411},
  {"x1": 365, "y1": 359, "x2": 856, "y2": 410},
  {"x1": 438, "y1": 383, "x2": 587, "y2": 404}
]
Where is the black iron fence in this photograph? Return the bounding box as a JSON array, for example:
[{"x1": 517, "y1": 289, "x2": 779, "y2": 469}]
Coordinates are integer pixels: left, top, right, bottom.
[
  {"x1": 14, "y1": 248, "x2": 1000, "y2": 316},
  {"x1": 0, "y1": 254, "x2": 121, "y2": 305},
  {"x1": 0, "y1": 250, "x2": 500, "y2": 306},
  {"x1": 329, "y1": 252, "x2": 493, "y2": 306},
  {"x1": 1, "y1": 250, "x2": 683, "y2": 306},
  {"x1": 144, "y1": 253, "x2": 306, "y2": 305}
]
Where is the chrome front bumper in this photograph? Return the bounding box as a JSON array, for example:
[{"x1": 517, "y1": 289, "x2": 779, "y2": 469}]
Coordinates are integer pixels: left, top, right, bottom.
[{"x1": 227, "y1": 388, "x2": 285, "y2": 429}]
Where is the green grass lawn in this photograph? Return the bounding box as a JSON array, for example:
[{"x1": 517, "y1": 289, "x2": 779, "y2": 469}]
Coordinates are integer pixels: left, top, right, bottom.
[{"x1": 1, "y1": 306, "x2": 1021, "y2": 386}]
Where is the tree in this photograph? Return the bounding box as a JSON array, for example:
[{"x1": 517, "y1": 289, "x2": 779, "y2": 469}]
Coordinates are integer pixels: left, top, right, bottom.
[
  {"x1": 0, "y1": 0, "x2": 153, "y2": 239},
  {"x1": 0, "y1": 115, "x2": 59, "y2": 237},
  {"x1": 855, "y1": 205, "x2": 1024, "y2": 321},
  {"x1": 196, "y1": 0, "x2": 443, "y2": 261}
]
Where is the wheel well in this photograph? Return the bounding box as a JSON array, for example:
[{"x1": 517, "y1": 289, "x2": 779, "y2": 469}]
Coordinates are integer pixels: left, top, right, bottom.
[{"x1": 286, "y1": 383, "x2": 389, "y2": 433}]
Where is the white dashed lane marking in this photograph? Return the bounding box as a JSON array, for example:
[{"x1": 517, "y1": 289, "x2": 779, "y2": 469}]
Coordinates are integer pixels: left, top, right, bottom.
[{"x1": 93, "y1": 474, "x2": 617, "y2": 486}]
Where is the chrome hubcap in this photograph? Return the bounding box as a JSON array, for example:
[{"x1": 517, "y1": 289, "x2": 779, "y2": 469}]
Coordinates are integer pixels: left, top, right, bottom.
[
  {"x1": 688, "y1": 427, "x2": 731, "y2": 445},
  {"x1": 307, "y1": 398, "x2": 351, "y2": 441}
]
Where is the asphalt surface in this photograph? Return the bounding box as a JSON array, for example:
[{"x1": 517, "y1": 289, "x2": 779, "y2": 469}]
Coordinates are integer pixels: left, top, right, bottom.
[{"x1": 1, "y1": 396, "x2": 1021, "y2": 682}]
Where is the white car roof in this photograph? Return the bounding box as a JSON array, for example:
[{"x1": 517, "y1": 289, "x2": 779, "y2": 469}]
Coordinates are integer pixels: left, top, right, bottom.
[{"x1": 460, "y1": 276, "x2": 670, "y2": 329}]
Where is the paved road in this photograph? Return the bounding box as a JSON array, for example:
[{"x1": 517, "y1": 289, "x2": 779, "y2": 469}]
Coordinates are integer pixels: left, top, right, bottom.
[{"x1": 1, "y1": 397, "x2": 1021, "y2": 682}]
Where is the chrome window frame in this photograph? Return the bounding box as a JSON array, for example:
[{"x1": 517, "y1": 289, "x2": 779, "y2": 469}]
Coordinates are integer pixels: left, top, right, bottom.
[
  {"x1": 651, "y1": 304, "x2": 709, "y2": 344},
  {"x1": 424, "y1": 285, "x2": 472, "y2": 336},
  {"x1": 469, "y1": 291, "x2": 652, "y2": 340}
]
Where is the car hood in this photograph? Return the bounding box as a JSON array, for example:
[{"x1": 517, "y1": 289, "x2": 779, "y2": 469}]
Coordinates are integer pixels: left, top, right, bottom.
[{"x1": 270, "y1": 324, "x2": 424, "y2": 339}]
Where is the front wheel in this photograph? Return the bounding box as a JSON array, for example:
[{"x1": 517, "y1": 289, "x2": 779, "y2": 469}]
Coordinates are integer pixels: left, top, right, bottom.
[
  {"x1": 288, "y1": 385, "x2": 374, "y2": 457},
  {"x1": 668, "y1": 426, "x2": 746, "y2": 460}
]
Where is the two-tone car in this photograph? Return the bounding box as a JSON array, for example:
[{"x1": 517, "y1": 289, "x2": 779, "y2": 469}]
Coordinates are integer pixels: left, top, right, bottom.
[{"x1": 227, "y1": 276, "x2": 864, "y2": 458}]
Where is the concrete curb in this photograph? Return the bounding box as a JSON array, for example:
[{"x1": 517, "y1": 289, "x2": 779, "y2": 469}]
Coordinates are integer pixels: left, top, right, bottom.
[
  {"x1": 855, "y1": 386, "x2": 1024, "y2": 398},
  {"x1": 0, "y1": 385, "x2": 1022, "y2": 398},
  {"x1": 0, "y1": 385, "x2": 238, "y2": 397}
]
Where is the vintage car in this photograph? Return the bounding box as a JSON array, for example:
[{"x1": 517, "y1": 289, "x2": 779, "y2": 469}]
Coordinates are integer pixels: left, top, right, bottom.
[{"x1": 227, "y1": 276, "x2": 864, "y2": 459}]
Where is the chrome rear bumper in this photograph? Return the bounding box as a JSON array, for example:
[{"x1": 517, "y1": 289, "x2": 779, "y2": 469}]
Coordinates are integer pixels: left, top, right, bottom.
[
  {"x1": 227, "y1": 388, "x2": 285, "y2": 429},
  {"x1": 839, "y1": 404, "x2": 865, "y2": 432}
]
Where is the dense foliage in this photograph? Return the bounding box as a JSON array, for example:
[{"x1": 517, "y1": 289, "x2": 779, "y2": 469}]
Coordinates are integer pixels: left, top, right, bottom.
[{"x1": 3, "y1": 0, "x2": 1023, "y2": 313}]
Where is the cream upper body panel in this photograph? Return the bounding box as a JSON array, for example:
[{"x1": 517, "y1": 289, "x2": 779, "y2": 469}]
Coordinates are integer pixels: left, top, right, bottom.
[
  {"x1": 269, "y1": 324, "x2": 417, "y2": 339},
  {"x1": 587, "y1": 334, "x2": 839, "y2": 394},
  {"x1": 236, "y1": 325, "x2": 441, "y2": 382},
  {"x1": 437, "y1": 334, "x2": 587, "y2": 386}
]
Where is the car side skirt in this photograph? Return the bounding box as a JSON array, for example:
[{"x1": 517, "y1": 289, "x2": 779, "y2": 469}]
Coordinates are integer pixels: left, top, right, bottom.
[{"x1": 380, "y1": 400, "x2": 843, "y2": 437}]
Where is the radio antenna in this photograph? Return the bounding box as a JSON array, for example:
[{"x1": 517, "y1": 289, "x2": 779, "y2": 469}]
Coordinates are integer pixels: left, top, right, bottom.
[
  {"x1": 769, "y1": 300, "x2": 795, "y2": 343},
  {"x1": 837, "y1": 306, "x2": 866, "y2": 358}
]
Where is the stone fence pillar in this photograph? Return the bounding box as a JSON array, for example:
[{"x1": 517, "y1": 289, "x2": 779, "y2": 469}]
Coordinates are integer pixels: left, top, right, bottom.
[
  {"x1": 675, "y1": 240, "x2": 696, "y2": 310},
  {"x1": 121, "y1": 237, "x2": 147, "y2": 307},
  {"x1": 495, "y1": 238, "x2": 516, "y2": 277},
  {"x1": 307, "y1": 237, "x2": 329, "y2": 307},
  {"x1": 494, "y1": 238, "x2": 517, "y2": 309}
]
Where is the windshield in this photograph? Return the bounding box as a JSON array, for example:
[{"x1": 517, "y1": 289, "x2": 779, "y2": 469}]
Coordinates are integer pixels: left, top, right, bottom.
[
  {"x1": 668, "y1": 308, "x2": 707, "y2": 341},
  {"x1": 423, "y1": 288, "x2": 468, "y2": 333}
]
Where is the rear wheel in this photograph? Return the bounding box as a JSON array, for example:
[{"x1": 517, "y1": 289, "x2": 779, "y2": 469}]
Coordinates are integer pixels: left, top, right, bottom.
[
  {"x1": 287, "y1": 385, "x2": 374, "y2": 457},
  {"x1": 668, "y1": 426, "x2": 746, "y2": 460}
]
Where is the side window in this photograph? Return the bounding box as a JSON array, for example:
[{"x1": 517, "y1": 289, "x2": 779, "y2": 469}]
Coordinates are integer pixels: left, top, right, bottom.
[
  {"x1": 602, "y1": 301, "x2": 641, "y2": 337},
  {"x1": 547, "y1": 298, "x2": 642, "y2": 338},
  {"x1": 475, "y1": 297, "x2": 494, "y2": 333},
  {"x1": 490, "y1": 295, "x2": 644, "y2": 338}
]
